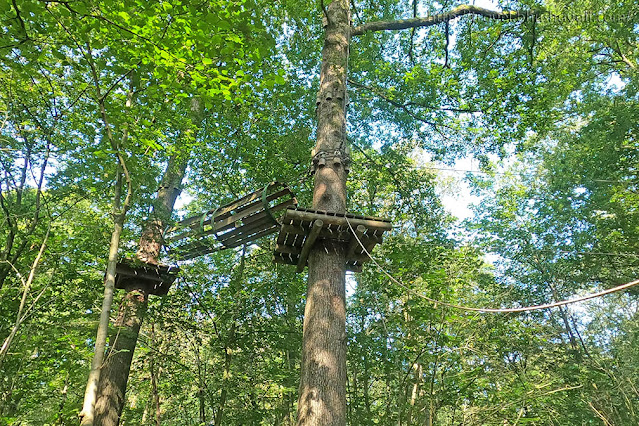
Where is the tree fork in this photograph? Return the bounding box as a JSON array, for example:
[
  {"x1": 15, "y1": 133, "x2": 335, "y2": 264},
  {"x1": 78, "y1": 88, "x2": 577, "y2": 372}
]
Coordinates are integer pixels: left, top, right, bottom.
[{"x1": 296, "y1": 1, "x2": 350, "y2": 425}]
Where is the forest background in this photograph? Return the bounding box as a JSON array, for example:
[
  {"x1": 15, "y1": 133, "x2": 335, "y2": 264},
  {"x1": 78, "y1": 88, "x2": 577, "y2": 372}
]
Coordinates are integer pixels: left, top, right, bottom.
[{"x1": 1, "y1": 0, "x2": 638, "y2": 424}]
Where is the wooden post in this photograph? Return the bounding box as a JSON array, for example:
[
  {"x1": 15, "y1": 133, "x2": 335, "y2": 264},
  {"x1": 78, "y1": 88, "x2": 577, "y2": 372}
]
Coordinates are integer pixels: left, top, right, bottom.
[
  {"x1": 346, "y1": 225, "x2": 366, "y2": 260},
  {"x1": 296, "y1": 1, "x2": 351, "y2": 425},
  {"x1": 297, "y1": 220, "x2": 324, "y2": 273}
]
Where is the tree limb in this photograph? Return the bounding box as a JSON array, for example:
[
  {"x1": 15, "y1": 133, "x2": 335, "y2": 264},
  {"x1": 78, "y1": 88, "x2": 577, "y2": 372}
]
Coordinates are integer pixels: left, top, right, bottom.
[
  {"x1": 352, "y1": 5, "x2": 538, "y2": 36},
  {"x1": 11, "y1": 0, "x2": 30, "y2": 41}
]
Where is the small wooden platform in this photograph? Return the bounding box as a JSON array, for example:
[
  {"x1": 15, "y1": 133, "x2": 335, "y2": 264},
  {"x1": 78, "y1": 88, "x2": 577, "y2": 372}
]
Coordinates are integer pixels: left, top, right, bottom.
[
  {"x1": 115, "y1": 259, "x2": 180, "y2": 296},
  {"x1": 167, "y1": 182, "x2": 297, "y2": 260},
  {"x1": 273, "y1": 207, "x2": 392, "y2": 272}
]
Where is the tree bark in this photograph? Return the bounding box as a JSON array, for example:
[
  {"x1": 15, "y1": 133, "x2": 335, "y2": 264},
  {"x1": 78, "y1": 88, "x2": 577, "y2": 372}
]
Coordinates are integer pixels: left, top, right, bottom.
[
  {"x1": 93, "y1": 286, "x2": 148, "y2": 425},
  {"x1": 296, "y1": 2, "x2": 350, "y2": 425}
]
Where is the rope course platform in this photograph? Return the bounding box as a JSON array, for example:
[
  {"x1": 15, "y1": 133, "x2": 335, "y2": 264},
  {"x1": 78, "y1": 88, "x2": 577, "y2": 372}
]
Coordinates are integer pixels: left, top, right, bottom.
[
  {"x1": 114, "y1": 259, "x2": 180, "y2": 296},
  {"x1": 166, "y1": 182, "x2": 297, "y2": 260},
  {"x1": 273, "y1": 207, "x2": 392, "y2": 272}
]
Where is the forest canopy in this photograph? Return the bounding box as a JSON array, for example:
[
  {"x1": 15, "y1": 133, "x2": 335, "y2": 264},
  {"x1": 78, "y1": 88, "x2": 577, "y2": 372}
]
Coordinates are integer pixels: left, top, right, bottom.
[{"x1": 1, "y1": 0, "x2": 638, "y2": 424}]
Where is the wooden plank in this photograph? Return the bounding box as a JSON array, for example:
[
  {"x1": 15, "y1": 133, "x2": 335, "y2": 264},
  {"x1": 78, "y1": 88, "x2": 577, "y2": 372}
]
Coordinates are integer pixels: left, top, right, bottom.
[
  {"x1": 179, "y1": 245, "x2": 221, "y2": 260},
  {"x1": 169, "y1": 190, "x2": 293, "y2": 243},
  {"x1": 274, "y1": 255, "x2": 297, "y2": 265},
  {"x1": 281, "y1": 224, "x2": 307, "y2": 238},
  {"x1": 170, "y1": 186, "x2": 291, "y2": 236},
  {"x1": 215, "y1": 182, "x2": 283, "y2": 218},
  {"x1": 275, "y1": 244, "x2": 301, "y2": 255},
  {"x1": 225, "y1": 226, "x2": 280, "y2": 248},
  {"x1": 296, "y1": 220, "x2": 323, "y2": 273},
  {"x1": 284, "y1": 209, "x2": 393, "y2": 231},
  {"x1": 217, "y1": 197, "x2": 297, "y2": 245},
  {"x1": 292, "y1": 206, "x2": 388, "y2": 223},
  {"x1": 174, "y1": 182, "x2": 284, "y2": 228},
  {"x1": 217, "y1": 214, "x2": 274, "y2": 246},
  {"x1": 217, "y1": 187, "x2": 291, "y2": 224}
]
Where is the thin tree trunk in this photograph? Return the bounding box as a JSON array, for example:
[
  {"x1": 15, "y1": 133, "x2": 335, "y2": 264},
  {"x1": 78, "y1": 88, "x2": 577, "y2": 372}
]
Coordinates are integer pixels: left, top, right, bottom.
[
  {"x1": 81, "y1": 53, "x2": 135, "y2": 425},
  {"x1": 296, "y1": 2, "x2": 350, "y2": 425},
  {"x1": 194, "y1": 343, "x2": 206, "y2": 425},
  {"x1": 0, "y1": 226, "x2": 49, "y2": 370},
  {"x1": 214, "y1": 321, "x2": 236, "y2": 426},
  {"x1": 93, "y1": 151, "x2": 189, "y2": 425},
  {"x1": 80, "y1": 170, "x2": 128, "y2": 426},
  {"x1": 149, "y1": 323, "x2": 161, "y2": 426},
  {"x1": 406, "y1": 363, "x2": 422, "y2": 425},
  {"x1": 93, "y1": 98, "x2": 202, "y2": 425}
]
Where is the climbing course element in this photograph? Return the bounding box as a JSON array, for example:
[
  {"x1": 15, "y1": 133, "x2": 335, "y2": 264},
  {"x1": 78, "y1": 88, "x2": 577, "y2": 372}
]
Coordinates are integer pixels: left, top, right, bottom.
[
  {"x1": 114, "y1": 259, "x2": 180, "y2": 296},
  {"x1": 166, "y1": 182, "x2": 297, "y2": 260},
  {"x1": 273, "y1": 207, "x2": 392, "y2": 272}
]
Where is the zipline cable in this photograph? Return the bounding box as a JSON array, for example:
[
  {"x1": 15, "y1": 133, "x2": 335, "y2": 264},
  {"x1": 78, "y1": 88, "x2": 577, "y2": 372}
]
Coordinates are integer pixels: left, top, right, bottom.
[{"x1": 345, "y1": 217, "x2": 639, "y2": 313}]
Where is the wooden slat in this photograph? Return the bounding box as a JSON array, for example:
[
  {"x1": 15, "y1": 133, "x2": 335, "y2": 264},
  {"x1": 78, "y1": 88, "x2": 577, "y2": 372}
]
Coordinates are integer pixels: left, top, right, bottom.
[
  {"x1": 274, "y1": 255, "x2": 297, "y2": 265},
  {"x1": 292, "y1": 206, "x2": 389, "y2": 223},
  {"x1": 217, "y1": 198, "x2": 297, "y2": 243},
  {"x1": 215, "y1": 182, "x2": 283, "y2": 218},
  {"x1": 179, "y1": 245, "x2": 221, "y2": 260},
  {"x1": 225, "y1": 226, "x2": 279, "y2": 248},
  {"x1": 169, "y1": 189, "x2": 293, "y2": 243},
  {"x1": 175, "y1": 182, "x2": 284, "y2": 228},
  {"x1": 275, "y1": 244, "x2": 301, "y2": 255},
  {"x1": 170, "y1": 185, "x2": 290, "y2": 235},
  {"x1": 284, "y1": 209, "x2": 393, "y2": 231},
  {"x1": 217, "y1": 214, "x2": 274, "y2": 245}
]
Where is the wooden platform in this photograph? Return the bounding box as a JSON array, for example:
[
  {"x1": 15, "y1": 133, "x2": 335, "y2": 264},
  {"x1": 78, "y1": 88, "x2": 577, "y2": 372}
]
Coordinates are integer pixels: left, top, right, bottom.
[
  {"x1": 115, "y1": 259, "x2": 180, "y2": 296},
  {"x1": 273, "y1": 207, "x2": 392, "y2": 272},
  {"x1": 167, "y1": 182, "x2": 297, "y2": 260}
]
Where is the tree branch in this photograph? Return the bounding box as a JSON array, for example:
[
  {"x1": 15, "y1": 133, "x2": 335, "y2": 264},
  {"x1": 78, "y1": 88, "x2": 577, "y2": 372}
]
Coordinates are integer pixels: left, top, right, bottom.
[
  {"x1": 11, "y1": 0, "x2": 30, "y2": 41},
  {"x1": 352, "y1": 5, "x2": 538, "y2": 36}
]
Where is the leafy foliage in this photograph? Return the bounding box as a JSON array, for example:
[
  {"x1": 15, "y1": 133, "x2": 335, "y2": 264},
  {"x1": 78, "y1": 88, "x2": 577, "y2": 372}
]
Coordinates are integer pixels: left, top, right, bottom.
[{"x1": 1, "y1": 0, "x2": 638, "y2": 424}]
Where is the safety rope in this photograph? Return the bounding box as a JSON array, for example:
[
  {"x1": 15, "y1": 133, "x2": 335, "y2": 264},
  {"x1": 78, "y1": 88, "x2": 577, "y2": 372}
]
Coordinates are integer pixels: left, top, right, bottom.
[{"x1": 345, "y1": 217, "x2": 639, "y2": 313}]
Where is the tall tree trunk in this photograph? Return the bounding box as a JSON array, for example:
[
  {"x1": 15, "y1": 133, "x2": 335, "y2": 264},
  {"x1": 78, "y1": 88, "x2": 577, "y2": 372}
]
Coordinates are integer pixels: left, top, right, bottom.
[
  {"x1": 296, "y1": 2, "x2": 350, "y2": 425},
  {"x1": 80, "y1": 170, "x2": 129, "y2": 426},
  {"x1": 406, "y1": 363, "x2": 422, "y2": 425},
  {"x1": 94, "y1": 100, "x2": 201, "y2": 426},
  {"x1": 92, "y1": 159, "x2": 185, "y2": 426},
  {"x1": 94, "y1": 284, "x2": 148, "y2": 425},
  {"x1": 80, "y1": 61, "x2": 135, "y2": 425}
]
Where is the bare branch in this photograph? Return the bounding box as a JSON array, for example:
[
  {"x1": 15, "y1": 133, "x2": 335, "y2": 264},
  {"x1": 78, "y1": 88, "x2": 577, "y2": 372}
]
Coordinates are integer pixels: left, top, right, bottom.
[{"x1": 352, "y1": 5, "x2": 538, "y2": 36}]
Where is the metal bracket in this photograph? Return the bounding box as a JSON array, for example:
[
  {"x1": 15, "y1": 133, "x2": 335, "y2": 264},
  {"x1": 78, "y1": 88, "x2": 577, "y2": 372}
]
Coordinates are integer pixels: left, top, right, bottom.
[{"x1": 310, "y1": 147, "x2": 351, "y2": 174}]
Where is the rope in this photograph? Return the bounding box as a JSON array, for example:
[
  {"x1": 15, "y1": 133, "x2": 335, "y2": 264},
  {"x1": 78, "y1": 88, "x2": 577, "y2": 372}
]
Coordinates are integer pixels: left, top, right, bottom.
[{"x1": 345, "y1": 217, "x2": 639, "y2": 313}]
